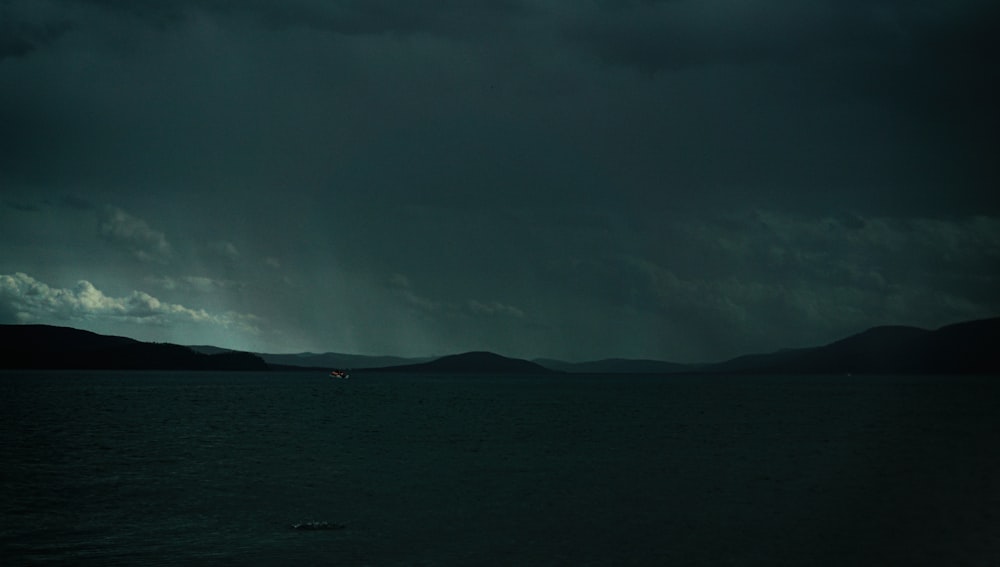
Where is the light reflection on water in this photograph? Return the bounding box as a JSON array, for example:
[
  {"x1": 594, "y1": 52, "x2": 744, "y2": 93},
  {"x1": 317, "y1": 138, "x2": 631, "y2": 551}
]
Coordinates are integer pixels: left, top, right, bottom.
[{"x1": 1, "y1": 371, "x2": 998, "y2": 565}]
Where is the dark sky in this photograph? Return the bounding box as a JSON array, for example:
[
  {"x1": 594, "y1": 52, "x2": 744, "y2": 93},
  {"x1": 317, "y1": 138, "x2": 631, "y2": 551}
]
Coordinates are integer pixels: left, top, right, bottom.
[{"x1": 2, "y1": 0, "x2": 998, "y2": 362}]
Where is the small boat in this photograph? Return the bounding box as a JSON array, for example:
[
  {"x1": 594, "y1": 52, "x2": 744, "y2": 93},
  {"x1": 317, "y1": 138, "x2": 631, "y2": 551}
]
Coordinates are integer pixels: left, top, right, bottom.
[{"x1": 330, "y1": 369, "x2": 349, "y2": 379}]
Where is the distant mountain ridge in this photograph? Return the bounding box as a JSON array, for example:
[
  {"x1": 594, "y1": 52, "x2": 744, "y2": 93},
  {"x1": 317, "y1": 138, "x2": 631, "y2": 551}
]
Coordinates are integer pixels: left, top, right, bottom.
[
  {"x1": 259, "y1": 351, "x2": 434, "y2": 370},
  {"x1": 366, "y1": 351, "x2": 555, "y2": 374},
  {"x1": 2, "y1": 317, "x2": 998, "y2": 373},
  {"x1": 534, "y1": 358, "x2": 692, "y2": 374},
  {"x1": 705, "y1": 318, "x2": 1000, "y2": 374},
  {"x1": 186, "y1": 346, "x2": 434, "y2": 371}
]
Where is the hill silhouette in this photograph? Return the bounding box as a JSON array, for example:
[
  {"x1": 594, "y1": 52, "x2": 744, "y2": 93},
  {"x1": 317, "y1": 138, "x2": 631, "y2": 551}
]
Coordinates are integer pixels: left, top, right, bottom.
[
  {"x1": 367, "y1": 351, "x2": 556, "y2": 374},
  {"x1": 186, "y1": 345, "x2": 434, "y2": 372},
  {"x1": 535, "y1": 357, "x2": 691, "y2": 374},
  {"x1": 3, "y1": 317, "x2": 998, "y2": 374},
  {"x1": 0, "y1": 324, "x2": 269, "y2": 370},
  {"x1": 707, "y1": 317, "x2": 1000, "y2": 374}
]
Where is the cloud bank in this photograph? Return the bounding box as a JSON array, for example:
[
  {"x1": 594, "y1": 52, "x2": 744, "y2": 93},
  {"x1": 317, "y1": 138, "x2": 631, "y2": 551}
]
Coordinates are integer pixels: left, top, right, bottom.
[{"x1": 0, "y1": 272, "x2": 259, "y2": 336}]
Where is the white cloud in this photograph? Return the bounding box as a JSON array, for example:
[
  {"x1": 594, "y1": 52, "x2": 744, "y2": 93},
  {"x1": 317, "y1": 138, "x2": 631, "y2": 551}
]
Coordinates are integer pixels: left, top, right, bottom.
[
  {"x1": 207, "y1": 240, "x2": 240, "y2": 261},
  {"x1": 0, "y1": 272, "x2": 259, "y2": 333},
  {"x1": 467, "y1": 300, "x2": 525, "y2": 318},
  {"x1": 389, "y1": 273, "x2": 525, "y2": 319},
  {"x1": 389, "y1": 273, "x2": 411, "y2": 288},
  {"x1": 146, "y1": 275, "x2": 243, "y2": 293},
  {"x1": 98, "y1": 206, "x2": 172, "y2": 263},
  {"x1": 398, "y1": 288, "x2": 442, "y2": 313}
]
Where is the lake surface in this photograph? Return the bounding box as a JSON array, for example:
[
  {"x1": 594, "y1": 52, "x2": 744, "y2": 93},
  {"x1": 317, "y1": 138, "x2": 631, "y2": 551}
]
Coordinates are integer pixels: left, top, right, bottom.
[{"x1": 2, "y1": 371, "x2": 998, "y2": 565}]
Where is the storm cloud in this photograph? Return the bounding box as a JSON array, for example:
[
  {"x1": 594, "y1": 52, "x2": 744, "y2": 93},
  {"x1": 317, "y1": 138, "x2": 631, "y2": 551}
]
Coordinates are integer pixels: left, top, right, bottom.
[{"x1": 1, "y1": 0, "x2": 997, "y2": 361}]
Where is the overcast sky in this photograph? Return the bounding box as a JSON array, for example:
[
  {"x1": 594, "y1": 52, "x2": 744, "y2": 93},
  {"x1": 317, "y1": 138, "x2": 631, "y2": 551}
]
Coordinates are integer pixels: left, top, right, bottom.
[{"x1": 2, "y1": 0, "x2": 998, "y2": 362}]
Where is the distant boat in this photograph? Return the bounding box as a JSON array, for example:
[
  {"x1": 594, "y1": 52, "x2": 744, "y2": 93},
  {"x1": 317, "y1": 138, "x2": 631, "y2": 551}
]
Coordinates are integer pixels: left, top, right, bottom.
[{"x1": 329, "y1": 369, "x2": 349, "y2": 379}]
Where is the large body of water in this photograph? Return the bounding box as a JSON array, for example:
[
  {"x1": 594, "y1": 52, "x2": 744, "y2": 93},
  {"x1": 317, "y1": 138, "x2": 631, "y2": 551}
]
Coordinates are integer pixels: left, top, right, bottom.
[{"x1": 2, "y1": 371, "x2": 998, "y2": 565}]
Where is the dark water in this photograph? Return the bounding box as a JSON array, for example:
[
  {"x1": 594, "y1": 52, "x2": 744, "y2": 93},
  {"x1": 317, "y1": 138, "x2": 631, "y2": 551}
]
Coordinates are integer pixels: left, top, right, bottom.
[{"x1": 2, "y1": 371, "x2": 998, "y2": 566}]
